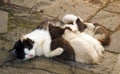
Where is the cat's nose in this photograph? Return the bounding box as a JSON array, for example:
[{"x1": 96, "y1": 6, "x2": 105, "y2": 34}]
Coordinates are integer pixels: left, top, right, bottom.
[{"x1": 29, "y1": 54, "x2": 34, "y2": 58}]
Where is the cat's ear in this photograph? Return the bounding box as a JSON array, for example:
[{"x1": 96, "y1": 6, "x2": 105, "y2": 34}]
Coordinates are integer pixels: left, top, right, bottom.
[{"x1": 26, "y1": 38, "x2": 34, "y2": 45}]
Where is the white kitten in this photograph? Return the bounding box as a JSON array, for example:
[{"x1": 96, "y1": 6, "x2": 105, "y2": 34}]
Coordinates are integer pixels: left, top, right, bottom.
[{"x1": 62, "y1": 29, "x2": 103, "y2": 64}]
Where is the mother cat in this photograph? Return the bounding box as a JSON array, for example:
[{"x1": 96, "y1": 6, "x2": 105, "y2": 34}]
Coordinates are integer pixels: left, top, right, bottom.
[{"x1": 10, "y1": 20, "x2": 75, "y2": 61}]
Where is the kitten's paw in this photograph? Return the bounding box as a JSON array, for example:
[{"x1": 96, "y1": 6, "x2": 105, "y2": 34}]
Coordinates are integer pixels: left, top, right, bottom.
[
  {"x1": 63, "y1": 24, "x2": 78, "y2": 32},
  {"x1": 50, "y1": 47, "x2": 64, "y2": 57},
  {"x1": 85, "y1": 22, "x2": 95, "y2": 30}
]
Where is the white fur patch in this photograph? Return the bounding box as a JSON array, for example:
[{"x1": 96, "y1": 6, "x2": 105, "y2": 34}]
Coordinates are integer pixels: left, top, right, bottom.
[
  {"x1": 84, "y1": 22, "x2": 95, "y2": 30},
  {"x1": 63, "y1": 24, "x2": 78, "y2": 31},
  {"x1": 24, "y1": 48, "x2": 35, "y2": 60},
  {"x1": 23, "y1": 29, "x2": 52, "y2": 57},
  {"x1": 49, "y1": 47, "x2": 64, "y2": 57},
  {"x1": 79, "y1": 32, "x2": 104, "y2": 56},
  {"x1": 83, "y1": 23, "x2": 95, "y2": 36},
  {"x1": 62, "y1": 14, "x2": 83, "y2": 24},
  {"x1": 62, "y1": 29, "x2": 104, "y2": 64},
  {"x1": 94, "y1": 34, "x2": 106, "y2": 42}
]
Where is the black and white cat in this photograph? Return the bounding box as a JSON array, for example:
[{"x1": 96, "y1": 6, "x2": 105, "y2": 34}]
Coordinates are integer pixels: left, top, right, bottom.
[
  {"x1": 10, "y1": 20, "x2": 75, "y2": 61},
  {"x1": 10, "y1": 20, "x2": 60, "y2": 60},
  {"x1": 62, "y1": 14, "x2": 111, "y2": 46}
]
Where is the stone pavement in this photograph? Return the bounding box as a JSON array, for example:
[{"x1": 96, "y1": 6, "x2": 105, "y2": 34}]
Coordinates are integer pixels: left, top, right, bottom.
[{"x1": 0, "y1": 0, "x2": 120, "y2": 74}]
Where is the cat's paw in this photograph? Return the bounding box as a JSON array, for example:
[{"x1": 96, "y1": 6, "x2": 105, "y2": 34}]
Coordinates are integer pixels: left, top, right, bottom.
[{"x1": 50, "y1": 47, "x2": 64, "y2": 57}]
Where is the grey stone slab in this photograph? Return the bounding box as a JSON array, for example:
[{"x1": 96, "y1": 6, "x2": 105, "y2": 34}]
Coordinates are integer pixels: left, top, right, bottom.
[
  {"x1": 112, "y1": 54, "x2": 120, "y2": 74},
  {"x1": 0, "y1": 67, "x2": 53, "y2": 74},
  {"x1": 0, "y1": 39, "x2": 13, "y2": 50},
  {"x1": 2, "y1": 27, "x2": 32, "y2": 43},
  {"x1": 90, "y1": 10, "x2": 120, "y2": 31},
  {"x1": 68, "y1": 52, "x2": 118, "y2": 74},
  {"x1": 72, "y1": 67, "x2": 95, "y2": 74},
  {"x1": 11, "y1": 51, "x2": 118, "y2": 74},
  {"x1": 83, "y1": 0, "x2": 109, "y2": 7},
  {"x1": 0, "y1": 49, "x2": 14, "y2": 66},
  {"x1": 10, "y1": 0, "x2": 42, "y2": 8},
  {"x1": 0, "y1": 10, "x2": 8, "y2": 33},
  {"x1": 12, "y1": 57, "x2": 73, "y2": 74},
  {"x1": 3, "y1": 0, "x2": 10, "y2": 3},
  {"x1": 9, "y1": 0, "x2": 61, "y2": 8},
  {"x1": 104, "y1": 0, "x2": 120, "y2": 13},
  {"x1": 106, "y1": 31, "x2": 120, "y2": 53},
  {"x1": 0, "y1": 0, "x2": 4, "y2": 6},
  {"x1": 91, "y1": 52, "x2": 117, "y2": 74},
  {"x1": 38, "y1": 0, "x2": 99, "y2": 21}
]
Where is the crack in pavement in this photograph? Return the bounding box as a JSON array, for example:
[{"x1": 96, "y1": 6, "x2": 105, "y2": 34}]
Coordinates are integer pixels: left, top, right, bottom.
[
  {"x1": 86, "y1": 1, "x2": 111, "y2": 22},
  {"x1": 105, "y1": 50, "x2": 120, "y2": 54},
  {"x1": 69, "y1": 66, "x2": 74, "y2": 74}
]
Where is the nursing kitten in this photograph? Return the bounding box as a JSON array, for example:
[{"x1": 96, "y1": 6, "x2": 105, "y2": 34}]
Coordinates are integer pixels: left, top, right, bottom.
[
  {"x1": 62, "y1": 14, "x2": 111, "y2": 46},
  {"x1": 50, "y1": 37, "x2": 75, "y2": 61},
  {"x1": 62, "y1": 28, "x2": 104, "y2": 64},
  {"x1": 48, "y1": 23, "x2": 75, "y2": 61}
]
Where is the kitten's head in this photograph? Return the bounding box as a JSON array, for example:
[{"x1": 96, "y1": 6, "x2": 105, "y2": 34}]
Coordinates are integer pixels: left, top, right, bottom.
[
  {"x1": 62, "y1": 14, "x2": 87, "y2": 32},
  {"x1": 10, "y1": 37, "x2": 35, "y2": 60}
]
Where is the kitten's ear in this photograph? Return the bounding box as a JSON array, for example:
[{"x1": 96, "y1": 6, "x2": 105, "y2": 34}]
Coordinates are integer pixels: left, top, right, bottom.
[{"x1": 76, "y1": 18, "x2": 86, "y2": 32}]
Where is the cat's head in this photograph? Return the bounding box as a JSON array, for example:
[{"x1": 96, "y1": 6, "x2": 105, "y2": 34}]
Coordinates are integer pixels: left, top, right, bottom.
[{"x1": 9, "y1": 37, "x2": 35, "y2": 60}]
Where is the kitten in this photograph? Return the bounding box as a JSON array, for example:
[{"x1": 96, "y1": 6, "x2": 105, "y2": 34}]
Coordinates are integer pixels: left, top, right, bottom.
[
  {"x1": 48, "y1": 22, "x2": 75, "y2": 61},
  {"x1": 62, "y1": 14, "x2": 111, "y2": 46},
  {"x1": 50, "y1": 37, "x2": 75, "y2": 61},
  {"x1": 62, "y1": 28, "x2": 104, "y2": 64}
]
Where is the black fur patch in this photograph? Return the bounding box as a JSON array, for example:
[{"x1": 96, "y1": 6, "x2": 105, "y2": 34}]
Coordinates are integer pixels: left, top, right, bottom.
[
  {"x1": 51, "y1": 37, "x2": 75, "y2": 61},
  {"x1": 93, "y1": 23, "x2": 111, "y2": 45},
  {"x1": 48, "y1": 21, "x2": 75, "y2": 61},
  {"x1": 11, "y1": 38, "x2": 34, "y2": 60},
  {"x1": 76, "y1": 18, "x2": 87, "y2": 32},
  {"x1": 13, "y1": 40, "x2": 25, "y2": 59},
  {"x1": 49, "y1": 24, "x2": 65, "y2": 40}
]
